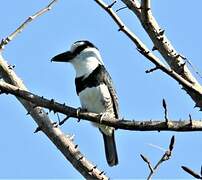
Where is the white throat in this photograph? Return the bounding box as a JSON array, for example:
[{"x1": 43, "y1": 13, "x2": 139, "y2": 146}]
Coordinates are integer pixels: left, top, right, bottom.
[{"x1": 70, "y1": 48, "x2": 103, "y2": 78}]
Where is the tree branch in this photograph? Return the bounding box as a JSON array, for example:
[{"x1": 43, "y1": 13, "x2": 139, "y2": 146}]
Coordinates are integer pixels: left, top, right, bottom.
[
  {"x1": 94, "y1": 0, "x2": 202, "y2": 111},
  {"x1": 141, "y1": 0, "x2": 150, "y2": 23},
  {"x1": 122, "y1": 0, "x2": 196, "y2": 82},
  {"x1": 144, "y1": 136, "x2": 175, "y2": 180},
  {"x1": 140, "y1": 154, "x2": 154, "y2": 175},
  {"x1": 182, "y1": 165, "x2": 202, "y2": 179},
  {"x1": 0, "y1": 0, "x2": 58, "y2": 50},
  {"x1": 1, "y1": 81, "x2": 202, "y2": 132},
  {"x1": 121, "y1": 0, "x2": 202, "y2": 110}
]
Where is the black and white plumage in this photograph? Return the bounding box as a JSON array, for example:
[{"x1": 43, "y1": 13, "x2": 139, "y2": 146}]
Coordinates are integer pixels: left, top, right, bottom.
[{"x1": 51, "y1": 40, "x2": 119, "y2": 166}]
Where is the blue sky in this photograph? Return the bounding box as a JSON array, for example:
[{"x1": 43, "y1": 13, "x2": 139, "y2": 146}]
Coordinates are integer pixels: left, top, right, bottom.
[{"x1": 1, "y1": 0, "x2": 202, "y2": 179}]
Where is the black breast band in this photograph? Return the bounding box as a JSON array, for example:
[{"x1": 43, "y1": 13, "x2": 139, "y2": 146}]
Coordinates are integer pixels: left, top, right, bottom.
[{"x1": 75, "y1": 65, "x2": 106, "y2": 95}]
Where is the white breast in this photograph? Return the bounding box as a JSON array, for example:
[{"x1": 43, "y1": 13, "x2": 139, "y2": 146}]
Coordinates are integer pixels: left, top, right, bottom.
[
  {"x1": 79, "y1": 84, "x2": 110, "y2": 113},
  {"x1": 78, "y1": 84, "x2": 114, "y2": 135}
]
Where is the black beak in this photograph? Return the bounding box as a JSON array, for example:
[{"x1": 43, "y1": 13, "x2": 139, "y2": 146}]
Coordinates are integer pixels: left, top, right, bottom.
[{"x1": 51, "y1": 51, "x2": 74, "y2": 62}]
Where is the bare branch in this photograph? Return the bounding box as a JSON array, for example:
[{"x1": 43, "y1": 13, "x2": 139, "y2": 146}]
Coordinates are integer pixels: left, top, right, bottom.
[
  {"x1": 1, "y1": 81, "x2": 202, "y2": 132},
  {"x1": 141, "y1": 136, "x2": 175, "y2": 179},
  {"x1": 107, "y1": 0, "x2": 116, "y2": 9},
  {"x1": 116, "y1": 6, "x2": 127, "y2": 12},
  {"x1": 121, "y1": 0, "x2": 202, "y2": 111},
  {"x1": 0, "y1": 0, "x2": 58, "y2": 50},
  {"x1": 94, "y1": 0, "x2": 202, "y2": 111},
  {"x1": 181, "y1": 166, "x2": 202, "y2": 179},
  {"x1": 147, "y1": 136, "x2": 175, "y2": 180},
  {"x1": 122, "y1": 0, "x2": 197, "y2": 83},
  {"x1": 169, "y1": 136, "x2": 175, "y2": 151},
  {"x1": 189, "y1": 114, "x2": 193, "y2": 126},
  {"x1": 201, "y1": 165, "x2": 202, "y2": 177},
  {"x1": 140, "y1": 154, "x2": 154, "y2": 174}
]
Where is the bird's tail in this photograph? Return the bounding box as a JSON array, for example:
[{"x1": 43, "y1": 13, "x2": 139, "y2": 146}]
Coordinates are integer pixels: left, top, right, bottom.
[{"x1": 102, "y1": 131, "x2": 118, "y2": 166}]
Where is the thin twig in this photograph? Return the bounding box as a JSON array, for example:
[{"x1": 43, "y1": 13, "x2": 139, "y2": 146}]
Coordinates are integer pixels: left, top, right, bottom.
[
  {"x1": 0, "y1": 0, "x2": 58, "y2": 50},
  {"x1": 189, "y1": 114, "x2": 193, "y2": 126},
  {"x1": 1, "y1": 81, "x2": 202, "y2": 132},
  {"x1": 116, "y1": 6, "x2": 127, "y2": 12},
  {"x1": 162, "y1": 99, "x2": 169, "y2": 123},
  {"x1": 181, "y1": 166, "x2": 202, "y2": 179},
  {"x1": 140, "y1": 154, "x2": 154, "y2": 174},
  {"x1": 147, "y1": 136, "x2": 175, "y2": 180},
  {"x1": 145, "y1": 66, "x2": 159, "y2": 73}
]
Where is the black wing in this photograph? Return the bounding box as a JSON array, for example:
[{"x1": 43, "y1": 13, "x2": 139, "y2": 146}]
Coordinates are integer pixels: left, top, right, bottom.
[{"x1": 101, "y1": 66, "x2": 119, "y2": 119}]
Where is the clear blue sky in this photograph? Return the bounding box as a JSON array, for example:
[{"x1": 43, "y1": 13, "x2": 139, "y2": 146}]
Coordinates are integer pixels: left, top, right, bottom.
[{"x1": 0, "y1": 0, "x2": 202, "y2": 179}]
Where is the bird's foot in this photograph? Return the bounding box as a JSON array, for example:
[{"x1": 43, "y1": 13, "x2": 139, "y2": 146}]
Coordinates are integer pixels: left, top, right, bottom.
[
  {"x1": 99, "y1": 112, "x2": 108, "y2": 124},
  {"x1": 76, "y1": 107, "x2": 84, "y2": 122},
  {"x1": 76, "y1": 107, "x2": 82, "y2": 117},
  {"x1": 77, "y1": 107, "x2": 88, "y2": 114},
  {"x1": 76, "y1": 107, "x2": 88, "y2": 122}
]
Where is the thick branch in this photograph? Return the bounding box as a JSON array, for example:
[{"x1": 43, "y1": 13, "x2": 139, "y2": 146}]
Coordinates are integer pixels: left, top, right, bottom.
[
  {"x1": 121, "y1": 0, "x2": 202, "y2": 110},
  {"x1": 122, "y1": 0, "x2": 197, "y2": 83},
  {"x1": 94, "y1": 0, "x2": 202, "y2": 110},
  {"x1": 1, "y1": 81, "x2": 202, "y2": 132},
  {"x1": 141, "y1": 0, "x2": 150, "y2": 22}
]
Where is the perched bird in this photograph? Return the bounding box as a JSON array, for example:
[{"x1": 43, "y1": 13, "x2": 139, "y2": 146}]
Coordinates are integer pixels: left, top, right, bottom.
[{"x1": 51, "y1": 40, "x2": 119, "y2": 166}]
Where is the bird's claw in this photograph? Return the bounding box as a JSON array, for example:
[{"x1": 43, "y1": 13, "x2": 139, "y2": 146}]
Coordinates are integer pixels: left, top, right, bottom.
[
  {"x1": 76, "y1": 107, "x2": 82, "y2": 117},
  {"x1": 99, "y1": 112, "x2": 106, "y2": 123}
]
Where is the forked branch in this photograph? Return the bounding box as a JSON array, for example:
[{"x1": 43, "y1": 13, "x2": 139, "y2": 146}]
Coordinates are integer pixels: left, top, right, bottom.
[
  {"x1": 121, "y1": 0, "x2": 202, "y2": 110},
  {"x1": 141, "y1": 136, "x2": 175, "y2": 180},
  {"x1": 94, "y1": 0, "x2": 202, "y2": 112}
]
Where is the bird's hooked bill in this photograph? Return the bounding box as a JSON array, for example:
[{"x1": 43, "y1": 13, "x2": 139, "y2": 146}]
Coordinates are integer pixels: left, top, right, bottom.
[{"x1": 51, "y1": 51, "x2": 74, "y2": 62}]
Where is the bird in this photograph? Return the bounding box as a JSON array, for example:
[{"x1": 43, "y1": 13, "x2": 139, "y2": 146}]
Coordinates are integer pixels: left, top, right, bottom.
[{"x1": 51, "y1": 40, "x2": 119, "y2": 166}]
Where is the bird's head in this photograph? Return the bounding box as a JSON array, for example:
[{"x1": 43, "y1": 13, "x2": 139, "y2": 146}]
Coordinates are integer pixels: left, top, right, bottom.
[{"x1": 51, "y1": 40, "x2": 104, "y2": 77}]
